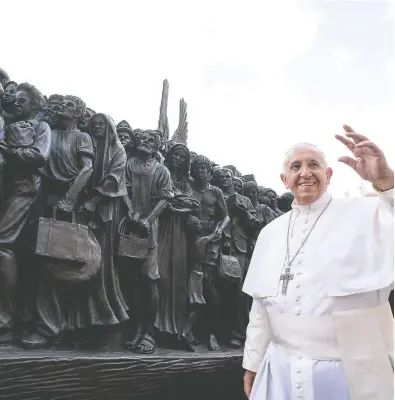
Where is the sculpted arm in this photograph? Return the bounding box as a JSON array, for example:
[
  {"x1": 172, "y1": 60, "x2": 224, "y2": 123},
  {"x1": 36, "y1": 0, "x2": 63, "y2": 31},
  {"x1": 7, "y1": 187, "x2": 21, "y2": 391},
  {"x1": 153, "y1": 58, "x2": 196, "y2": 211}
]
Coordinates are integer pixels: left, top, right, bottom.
[
  {"x1": 211, "y1": 188, "x2": 230, "y2": 240},
  {"x1": 144, "y1": 166, "x2": 174, "y2": 225},
  {"x1": 57, "y1": 155, "x2": 94, "y2": 212},
  {"x1": 8, "y1": 122, "x2": 51, "y2": 167}
]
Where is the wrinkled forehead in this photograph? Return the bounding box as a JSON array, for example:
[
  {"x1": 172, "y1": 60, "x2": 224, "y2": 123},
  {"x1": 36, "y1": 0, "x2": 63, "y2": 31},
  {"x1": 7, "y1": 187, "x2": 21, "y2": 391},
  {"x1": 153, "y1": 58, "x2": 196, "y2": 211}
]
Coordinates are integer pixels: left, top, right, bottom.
[{"x1": 285, "y1": 144, "x2": 326, "y2": 166}]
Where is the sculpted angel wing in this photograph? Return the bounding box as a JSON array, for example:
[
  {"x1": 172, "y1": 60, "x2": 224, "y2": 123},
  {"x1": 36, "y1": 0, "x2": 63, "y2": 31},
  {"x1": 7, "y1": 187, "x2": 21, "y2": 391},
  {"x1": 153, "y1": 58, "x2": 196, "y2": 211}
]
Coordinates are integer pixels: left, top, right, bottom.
[
  {"x1": 158, "y1": 79, "x2": 170, "y2": 141},
  {"x1": 171, "y1": 98, "x2": 188, "y2": 145}
]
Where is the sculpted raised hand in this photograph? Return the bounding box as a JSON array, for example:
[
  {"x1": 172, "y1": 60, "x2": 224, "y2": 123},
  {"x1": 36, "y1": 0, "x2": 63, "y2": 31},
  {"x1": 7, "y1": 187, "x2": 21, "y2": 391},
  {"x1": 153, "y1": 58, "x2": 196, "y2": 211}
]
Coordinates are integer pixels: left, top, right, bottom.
[{"x1": 335, "y1": 124, "x2": 394, "y2": 191}]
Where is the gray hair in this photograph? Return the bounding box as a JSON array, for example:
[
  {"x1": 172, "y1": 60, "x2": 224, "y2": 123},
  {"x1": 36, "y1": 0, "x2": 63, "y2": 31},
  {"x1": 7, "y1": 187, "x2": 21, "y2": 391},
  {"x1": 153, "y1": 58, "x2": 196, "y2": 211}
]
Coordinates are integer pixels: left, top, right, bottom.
[{"x1": 283, "y1": 142, "x2": 328, "y2": 173}]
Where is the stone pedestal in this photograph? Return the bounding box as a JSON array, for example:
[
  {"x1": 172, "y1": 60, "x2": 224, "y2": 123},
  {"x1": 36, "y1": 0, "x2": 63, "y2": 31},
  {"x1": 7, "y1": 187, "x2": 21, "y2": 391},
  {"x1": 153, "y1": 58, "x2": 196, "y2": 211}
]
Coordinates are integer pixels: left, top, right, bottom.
[{"x1": 0, "y1": 347, "x2": 244, "y2": 400}]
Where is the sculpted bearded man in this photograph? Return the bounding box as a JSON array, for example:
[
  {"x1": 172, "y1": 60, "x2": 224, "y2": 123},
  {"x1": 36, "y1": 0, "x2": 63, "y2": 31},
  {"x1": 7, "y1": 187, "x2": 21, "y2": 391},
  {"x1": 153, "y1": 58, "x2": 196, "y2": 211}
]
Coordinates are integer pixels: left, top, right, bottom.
[{"x1": 243, "y1": 125, "x2": 393, "y2": 400}]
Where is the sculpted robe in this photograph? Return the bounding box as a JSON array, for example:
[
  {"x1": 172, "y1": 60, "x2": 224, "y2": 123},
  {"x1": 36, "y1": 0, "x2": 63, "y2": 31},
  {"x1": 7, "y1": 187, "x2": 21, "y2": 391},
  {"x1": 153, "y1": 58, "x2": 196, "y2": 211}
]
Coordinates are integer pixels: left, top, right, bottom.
[{"x1": 243, "y1": 189, "x2": 394, "y2": 400}]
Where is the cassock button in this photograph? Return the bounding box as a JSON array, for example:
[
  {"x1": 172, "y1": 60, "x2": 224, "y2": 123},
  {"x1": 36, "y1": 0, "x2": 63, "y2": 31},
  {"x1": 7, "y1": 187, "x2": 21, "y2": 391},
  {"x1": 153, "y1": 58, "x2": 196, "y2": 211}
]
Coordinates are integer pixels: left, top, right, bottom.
[
  {"x1": 297, "y1": 370, "x2": 301, "y2": 374},
  {"x1": 296, "y1": 284, "x2": 300, "y2": 288},
  {"x1": 296, "y1": 272, "x2": 302, "y2": 276},
  {"x1": 296, "y1": 311, "x2": 301, "y2": 316},
  {"x1": 296, "y1": 384, "x2": 302, "y2": 389},
  {"x1": 298, "y1": 260, "x2": 303, "y2": 264},
  {"x1": 296, "y1": 296, "x2": 301, "y2": 302}
]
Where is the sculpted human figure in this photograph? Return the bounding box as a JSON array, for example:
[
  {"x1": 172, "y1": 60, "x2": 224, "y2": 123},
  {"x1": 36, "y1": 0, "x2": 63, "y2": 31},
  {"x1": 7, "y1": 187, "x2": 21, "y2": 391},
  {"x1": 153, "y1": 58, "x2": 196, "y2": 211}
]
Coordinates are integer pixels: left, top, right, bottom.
[
  {"x1": 41, "y1": 94, "x2": 64, "y2": 129},
  {"x1": 122, "y1": 129, "x2": 174, "y2": 354},
  {"x1": 233, "y1": 177, "x2": 244, "y2": 195},
  {"x1": 244, "y1": 181, "x2": 276, "y2": 229},
  {"x1": 261, "y1": 188, "x2": 283, "y2": 217},
  {"x1": 189, "y1": 151, "x2": 197, "y2": 164},
  {"x1": 77, "y1": 107, "x2": 95, "y2": 133},
  {"x1": 214, "y1": 168, "x2": 260, "y2": 348},
  {"x1": 189, "y1": 156, "x2": 230, "y2": 351},
  {"x1": 21, "y1": 95, "x2": 95, "y2": 349},
  {"x1": 0, "y1": 83, "x2": 51, "y2": 345},
  {"x1": 278, "y1": 191, "x2": 294, "y2": 213},
  {"x1": 155, "y1": 144, "x2": 200, "y2": 349},
  {"x1": 0, "y1": 85, "x2": 4, "y2": 140},
  {"x1": 75, "y1": 113, "x2": 130, "y2": 348},
  {"x1": 117, "y1": 120, "x2": 136, "y2": 159},
  {"x1": 0, "y1": 69, "x2": 9, "y2": 87},
  {"x1": 1, "y1": 81, "x2": 18, "y2": 126}
]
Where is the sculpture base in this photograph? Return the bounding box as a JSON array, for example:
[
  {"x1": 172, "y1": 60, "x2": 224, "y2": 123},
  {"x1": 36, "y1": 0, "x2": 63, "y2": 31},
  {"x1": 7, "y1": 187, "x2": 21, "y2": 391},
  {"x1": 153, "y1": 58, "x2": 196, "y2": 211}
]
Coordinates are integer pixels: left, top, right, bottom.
[{"x1": 0, "y1": 346, "x2": 244, "y2": 400}]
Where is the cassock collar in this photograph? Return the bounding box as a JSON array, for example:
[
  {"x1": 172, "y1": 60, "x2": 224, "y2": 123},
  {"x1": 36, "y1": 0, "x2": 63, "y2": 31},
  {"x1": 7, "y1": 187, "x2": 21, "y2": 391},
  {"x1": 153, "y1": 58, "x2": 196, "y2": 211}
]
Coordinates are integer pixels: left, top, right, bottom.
[{"x1": 291, "y1": 190, "x2": 332, "y2": 213}]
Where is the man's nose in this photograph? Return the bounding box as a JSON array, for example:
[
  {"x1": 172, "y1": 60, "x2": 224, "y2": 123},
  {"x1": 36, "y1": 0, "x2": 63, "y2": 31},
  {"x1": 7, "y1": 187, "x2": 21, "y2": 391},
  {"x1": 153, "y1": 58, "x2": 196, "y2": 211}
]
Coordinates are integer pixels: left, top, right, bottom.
[{"x1": 299, "y1": 166, "x2": 312, "y2": 177}]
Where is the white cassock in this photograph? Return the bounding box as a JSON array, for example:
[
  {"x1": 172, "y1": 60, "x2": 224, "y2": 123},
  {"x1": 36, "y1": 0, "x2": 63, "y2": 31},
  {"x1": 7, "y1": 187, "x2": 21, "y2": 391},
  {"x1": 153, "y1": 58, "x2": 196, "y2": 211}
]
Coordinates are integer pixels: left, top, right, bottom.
[{"x1": 242, "y1": 189, "x2": 394, "y2": 400}]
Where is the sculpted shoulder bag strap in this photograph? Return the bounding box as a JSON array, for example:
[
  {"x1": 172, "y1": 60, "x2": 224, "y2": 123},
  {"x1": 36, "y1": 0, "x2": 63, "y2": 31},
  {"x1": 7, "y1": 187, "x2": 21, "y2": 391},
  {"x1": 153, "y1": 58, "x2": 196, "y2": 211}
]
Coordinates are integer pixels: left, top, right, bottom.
[{"x1": 35, "y1": 206, "x2": 89, "y2": 263}]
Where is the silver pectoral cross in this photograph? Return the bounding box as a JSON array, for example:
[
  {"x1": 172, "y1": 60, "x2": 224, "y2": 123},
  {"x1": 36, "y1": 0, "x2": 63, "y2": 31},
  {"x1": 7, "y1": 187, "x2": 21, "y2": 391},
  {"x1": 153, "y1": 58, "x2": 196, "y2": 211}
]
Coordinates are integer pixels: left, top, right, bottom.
[{"x1": 280, "y1": 267, "x2": 294, "y2": 295}]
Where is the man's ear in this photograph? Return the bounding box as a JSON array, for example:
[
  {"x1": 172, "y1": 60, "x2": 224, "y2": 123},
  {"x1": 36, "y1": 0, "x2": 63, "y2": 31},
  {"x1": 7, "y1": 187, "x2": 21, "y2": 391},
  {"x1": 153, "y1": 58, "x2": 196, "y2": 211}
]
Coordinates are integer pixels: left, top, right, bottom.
[
  {"x1": 326, "y1": 167, "x2": 333, "y2": 184},
  {"x1": 281, "y1": 173, "x2": 289, "y2": 189}
]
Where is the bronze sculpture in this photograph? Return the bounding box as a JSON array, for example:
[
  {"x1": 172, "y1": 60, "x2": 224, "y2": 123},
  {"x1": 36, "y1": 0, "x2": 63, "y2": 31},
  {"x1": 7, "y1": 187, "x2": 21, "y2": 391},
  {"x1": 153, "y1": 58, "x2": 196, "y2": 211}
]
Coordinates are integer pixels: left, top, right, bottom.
[
  {"x1": 21, "y1": 95, "x2": 96, "y2": 349},
  {"x1": 213, "y1": 169, "x2": 260, "y2": 349},
  {"x1": 0, "y1": 83, "x2": 51, "y2": 345},
  {"x1": 189, "y1": 156, "x2": 230, "y2": 351},
  {"x1": 0, "y1": 73, "x2": 287, "y2": 356},
  {"x1": 122, "y1": 129, "x2": 174, "y2": 354},
  {"x1": 155, "y1": 144, "x2": 200, "y2": 349}
]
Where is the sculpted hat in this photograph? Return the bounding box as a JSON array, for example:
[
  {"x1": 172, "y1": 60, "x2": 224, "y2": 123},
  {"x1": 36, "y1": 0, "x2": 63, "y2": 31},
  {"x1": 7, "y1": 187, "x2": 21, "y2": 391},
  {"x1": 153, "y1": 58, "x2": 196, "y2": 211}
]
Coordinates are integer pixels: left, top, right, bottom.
[{"x1": 116, "y1": 120, "x2": 133, "y2": 134}]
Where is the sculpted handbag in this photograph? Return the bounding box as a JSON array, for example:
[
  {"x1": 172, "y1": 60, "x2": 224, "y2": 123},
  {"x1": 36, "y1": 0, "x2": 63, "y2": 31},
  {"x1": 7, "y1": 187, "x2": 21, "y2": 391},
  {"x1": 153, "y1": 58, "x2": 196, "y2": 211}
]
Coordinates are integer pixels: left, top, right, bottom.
[
  {"x1": 35, "y1": 207, "x2": 90, "y2": 263},
  {"x1": 117, "y1": 217, "x2": 150, "y2": 260},
  {"x1": 219, "y1": 254, "x2": 242, "y2": 283}
]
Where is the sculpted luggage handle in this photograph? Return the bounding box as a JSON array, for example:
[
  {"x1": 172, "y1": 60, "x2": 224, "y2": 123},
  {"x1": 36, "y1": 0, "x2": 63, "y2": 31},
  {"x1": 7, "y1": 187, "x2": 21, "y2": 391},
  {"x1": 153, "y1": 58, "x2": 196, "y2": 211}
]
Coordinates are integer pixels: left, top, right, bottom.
[
  {"x1": 52, "y1": 206, "x2": 77, "y2": 224},
  {"x1": 118, "y1": 217, "x2": 129, "y2": 235},
  {"x1": 118, "y1": 216, "x2": 148, "y2": 238}
]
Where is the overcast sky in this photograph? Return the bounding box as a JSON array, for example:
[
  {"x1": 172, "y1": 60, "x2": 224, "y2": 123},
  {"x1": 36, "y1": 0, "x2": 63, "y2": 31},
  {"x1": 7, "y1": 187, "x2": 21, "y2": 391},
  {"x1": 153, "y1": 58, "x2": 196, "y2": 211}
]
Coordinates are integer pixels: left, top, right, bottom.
[{"x1": 2, "y1": 0, "x2": 393, "y2": 195}]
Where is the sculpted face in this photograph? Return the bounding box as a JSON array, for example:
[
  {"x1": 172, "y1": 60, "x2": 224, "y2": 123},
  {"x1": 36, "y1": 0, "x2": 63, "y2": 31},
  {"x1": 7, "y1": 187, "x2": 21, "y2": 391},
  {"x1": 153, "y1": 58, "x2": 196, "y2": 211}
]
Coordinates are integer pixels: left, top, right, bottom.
[
  {"x1": 48, "y1": 98, "x2": 62, "y2": 115},
  {"x1": 58, "y1": 98, "x2": 80, "y2": 120},
  {"x1": 190, "y1": 151, "x2": 197, "y2": 162},
  {"x1": 244, "y1": 186, "x2": 258, "y2": 204},
  {"x1": 233, "y1": 179, "x2": 243, "y2": 194},
  {"x1": 119, "y1": 131, "x2": 131, "y2": 147},
  {"x1": 3, "y1": 83, "x2": 17, "y2": 104},
  {"x1": 264, "y1": 189, "x2": 278, "y2": 208},
  {"x1": 14, "y1": 90, "x2": 35, "y2": 119},
  {"x1": 137, "y1": 132, "x2": 158, "y2": 155},
  {"x1": 91, "y1": 114, "x2": 107, "y2": 138},
  {"x1": 281, "y1": 145, "x2": 332, "y2": 205},
  {"x1": 191, "y1": 163, "x2": 209, "y2": 181},
  {"x1": 169, "y1": 147, "x2": 187, "y2": 169},
  {"x1": 219, "y1": 169, "x2": 233, "y2": 189}
]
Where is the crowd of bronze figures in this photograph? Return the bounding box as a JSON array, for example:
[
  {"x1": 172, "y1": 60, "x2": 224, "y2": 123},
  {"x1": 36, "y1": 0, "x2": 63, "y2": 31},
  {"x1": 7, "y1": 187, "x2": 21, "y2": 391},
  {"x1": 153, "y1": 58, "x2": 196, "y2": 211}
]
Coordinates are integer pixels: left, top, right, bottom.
[{"x1": 0, "y1": 69, "x2": 293, "y2": 354}]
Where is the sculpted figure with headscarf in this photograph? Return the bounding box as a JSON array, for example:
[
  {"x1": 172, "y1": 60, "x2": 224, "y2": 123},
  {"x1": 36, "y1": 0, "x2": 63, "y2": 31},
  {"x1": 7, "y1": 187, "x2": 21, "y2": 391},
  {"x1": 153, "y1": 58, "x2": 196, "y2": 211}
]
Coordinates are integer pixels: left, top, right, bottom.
[
  {"x1": 68, "y1": 113, "x2": 130, "y2": 348},
  {"x1": 122, "y1": 129, "x2": 174, "y2": 354}
]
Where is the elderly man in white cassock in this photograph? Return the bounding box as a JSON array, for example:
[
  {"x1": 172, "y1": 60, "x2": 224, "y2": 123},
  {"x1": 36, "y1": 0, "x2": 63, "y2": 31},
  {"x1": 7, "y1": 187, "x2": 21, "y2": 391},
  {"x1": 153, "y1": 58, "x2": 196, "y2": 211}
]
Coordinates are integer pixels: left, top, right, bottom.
[{"x1": 242, "y1": 125, "x2": 394, "y2": 400}]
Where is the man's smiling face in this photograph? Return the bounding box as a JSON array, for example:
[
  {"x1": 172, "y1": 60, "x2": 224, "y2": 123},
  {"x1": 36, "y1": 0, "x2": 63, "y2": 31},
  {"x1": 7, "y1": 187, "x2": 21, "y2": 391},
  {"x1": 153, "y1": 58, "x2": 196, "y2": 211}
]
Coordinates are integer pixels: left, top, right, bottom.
[{"x1": 281, "y1": 144, "x2": 333, "y2": 205}]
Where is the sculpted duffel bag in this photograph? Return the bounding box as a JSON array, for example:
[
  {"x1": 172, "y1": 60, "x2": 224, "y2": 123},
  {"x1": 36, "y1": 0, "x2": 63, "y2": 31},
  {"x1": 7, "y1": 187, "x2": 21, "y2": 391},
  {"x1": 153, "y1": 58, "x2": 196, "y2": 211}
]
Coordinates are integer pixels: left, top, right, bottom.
[{"x1": 35, "y1": 207, "x2": 90, "y2": 263}]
